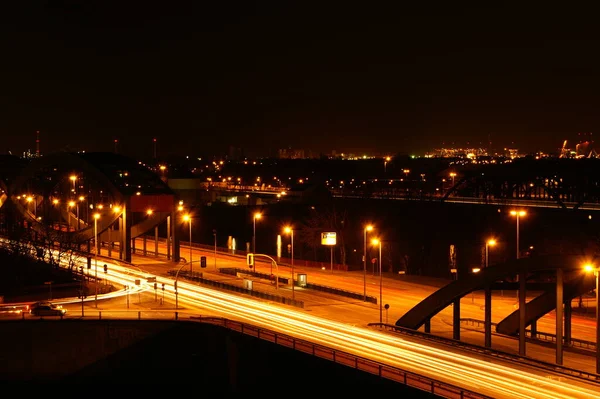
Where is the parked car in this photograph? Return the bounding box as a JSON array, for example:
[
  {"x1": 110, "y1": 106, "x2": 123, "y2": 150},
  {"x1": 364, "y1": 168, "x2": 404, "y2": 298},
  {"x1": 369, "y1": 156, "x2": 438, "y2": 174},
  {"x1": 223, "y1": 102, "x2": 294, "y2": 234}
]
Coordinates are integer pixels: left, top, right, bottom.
[{"x1": 29, "y1": 302, "x2": 67, "y2": 316}]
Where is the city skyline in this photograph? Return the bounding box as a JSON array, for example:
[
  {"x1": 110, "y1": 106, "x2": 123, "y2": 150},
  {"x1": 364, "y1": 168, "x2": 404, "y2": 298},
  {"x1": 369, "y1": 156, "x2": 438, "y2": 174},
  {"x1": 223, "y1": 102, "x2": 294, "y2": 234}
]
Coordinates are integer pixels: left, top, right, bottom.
[{"x1": 2, "y1": 3, "x2": 600, "y2": 158}]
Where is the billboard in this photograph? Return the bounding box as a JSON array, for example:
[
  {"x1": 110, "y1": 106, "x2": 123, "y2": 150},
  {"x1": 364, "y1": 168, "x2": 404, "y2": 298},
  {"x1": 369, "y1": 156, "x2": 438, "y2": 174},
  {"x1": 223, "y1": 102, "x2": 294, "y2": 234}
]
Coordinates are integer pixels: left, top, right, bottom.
[{"x1": 321, "y1": 232, "x2": 337, "y2": 246}]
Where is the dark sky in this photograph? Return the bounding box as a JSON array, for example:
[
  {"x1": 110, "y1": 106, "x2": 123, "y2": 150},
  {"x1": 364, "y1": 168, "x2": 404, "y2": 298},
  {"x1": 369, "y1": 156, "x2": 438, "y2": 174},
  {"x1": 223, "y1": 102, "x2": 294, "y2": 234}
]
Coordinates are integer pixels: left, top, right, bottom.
[{"x1": 1, "y1": 1, "x2": 600, "y2": 158}]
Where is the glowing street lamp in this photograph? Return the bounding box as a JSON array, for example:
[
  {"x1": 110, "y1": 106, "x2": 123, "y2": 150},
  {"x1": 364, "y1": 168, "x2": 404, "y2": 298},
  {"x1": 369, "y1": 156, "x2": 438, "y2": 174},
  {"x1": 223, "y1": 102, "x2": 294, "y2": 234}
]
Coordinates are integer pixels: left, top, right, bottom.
[
  {"x1": 183, "y1": 214, "x2": 192, "y2": 272},
  {"x1": 449, "y1": 172, "x2": 457, "y2": 186},
  {"x1": 70, "y1": 175, "x2": 77, "y2": 192},
  {"x1": 485, "y1": 239, "x2": 496, "y2": 268},
  {"x1": 371, "y1": 238, "x2": 383, "y2": 324},
  {"x1": 363, "y1": 224, "x2": 374, "y2": 301},
  {"x1": 510, "y1": 210, "x2": 527, "y2": 259},
  {"x1": 93, "y1": 213, "x2": 100, "y2": 307},
  {"x1": 284, "y1": 226, "x2": 295, "y2": 299},
  {"x1": 253, "y1": 212, "x2": 262, "y2": 253},
  {"x1": 584, "y1": 263, "x2": 600, "y2": 374}
]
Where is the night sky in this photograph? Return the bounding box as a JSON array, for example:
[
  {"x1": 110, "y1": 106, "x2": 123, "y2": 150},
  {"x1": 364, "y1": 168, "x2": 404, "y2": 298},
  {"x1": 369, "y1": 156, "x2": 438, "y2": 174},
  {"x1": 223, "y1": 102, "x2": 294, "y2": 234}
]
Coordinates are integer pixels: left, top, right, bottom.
[{"x1": 1, "y1": 2, "x2": 599, "y2": 158}]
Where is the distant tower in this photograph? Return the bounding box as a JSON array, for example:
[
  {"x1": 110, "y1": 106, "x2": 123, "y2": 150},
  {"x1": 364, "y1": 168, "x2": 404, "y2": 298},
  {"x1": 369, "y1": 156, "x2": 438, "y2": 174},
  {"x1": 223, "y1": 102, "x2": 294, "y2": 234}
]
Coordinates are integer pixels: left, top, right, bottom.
[
  {"x1": 35, "y1": 130, "x2": 40, "y2": 157},
  {"x1": 153, "y1": 138, "x2": 157, "y2": 159},
  {"x1": 114, "y1": 139, "x2": 119, "y2": 154}
]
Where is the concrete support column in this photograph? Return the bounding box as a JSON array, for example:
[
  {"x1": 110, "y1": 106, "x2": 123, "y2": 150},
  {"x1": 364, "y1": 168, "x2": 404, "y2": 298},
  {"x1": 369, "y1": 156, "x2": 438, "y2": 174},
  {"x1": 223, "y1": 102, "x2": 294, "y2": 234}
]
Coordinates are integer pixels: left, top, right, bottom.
[
  {"x1": 453, "y1": 299, "x2": 460, "y2": 341},
  {"x1": 155, "y1": 226, "x2": 159, "y2": 256},
  {"x1": 124, "y1": 197, "x2": 132, "y2": 263},
  {"x1": 167, "y1": 215, "x2": 171, "y2": 260},
  {"x1": 518, "y1": 270, "x2": 527, "y2": 357},
  {"x1": 172, "y1": 210, "x2": 180, "y2": 262}
]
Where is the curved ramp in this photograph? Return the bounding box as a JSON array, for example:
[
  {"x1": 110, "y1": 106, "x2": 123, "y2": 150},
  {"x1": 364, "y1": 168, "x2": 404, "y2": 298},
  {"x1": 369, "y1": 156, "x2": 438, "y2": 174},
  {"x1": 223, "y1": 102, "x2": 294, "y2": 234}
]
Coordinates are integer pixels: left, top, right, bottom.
[
  {"x1": 395, "y1": 255, "x2": 585, "y2": 330},
  {"x1": 495, "y1": 273, "x2": 595, "y2": 335}
]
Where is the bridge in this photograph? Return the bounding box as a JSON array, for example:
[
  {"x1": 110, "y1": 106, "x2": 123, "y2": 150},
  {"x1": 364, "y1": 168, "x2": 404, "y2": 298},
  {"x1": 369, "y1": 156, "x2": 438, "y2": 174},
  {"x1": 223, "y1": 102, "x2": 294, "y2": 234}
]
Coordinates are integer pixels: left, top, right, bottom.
[
  {"x1": 0, "y1": 152, "x2": 181, "y2": 263},
  {"x1": 324, "y1": 157, "x2": 600, "y2": 211}
]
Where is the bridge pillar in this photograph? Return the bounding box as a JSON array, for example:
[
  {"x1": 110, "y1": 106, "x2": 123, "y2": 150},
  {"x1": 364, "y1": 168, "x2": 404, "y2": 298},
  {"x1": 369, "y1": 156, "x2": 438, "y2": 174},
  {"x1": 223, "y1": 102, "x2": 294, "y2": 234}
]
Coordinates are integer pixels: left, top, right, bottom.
[
  {"x1": 171, "y1": 210, "x2": 180, "y2": 262},
  {"x1": 167, "y1": 215, "x2": 171, "y2": 260},
  {"x1": 484, "y1": 285, "x2": 492, "y2": 348},
  {"x1": 118, "y1": 216, "x2": 124, "y2": 260},
  {"x1": 453, "y1": 299, "x2": 460, "y2": 340},
  {"x1": 424, "y1": 318, "x2": 430, "y2": 333},
  {"x1": 124, "y1": 197, "x2": 132, "y2": 263},
  {"x1": 518, "y1": 269, "x2": 527, "y2": 357},
  {"x1": 556, "y1": 268, "x2": 564, "y2": 365},
  {"x1": 155, "y1": 226, "x2": 159, "y2": 256},
  {"x1": 530, "y1": 320, "x2": 537, "y2": 338}
]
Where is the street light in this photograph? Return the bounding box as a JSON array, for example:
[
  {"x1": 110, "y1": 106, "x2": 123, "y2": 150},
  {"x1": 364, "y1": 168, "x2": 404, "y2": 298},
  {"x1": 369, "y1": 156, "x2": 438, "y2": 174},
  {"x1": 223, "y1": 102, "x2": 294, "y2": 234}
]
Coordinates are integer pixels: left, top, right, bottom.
[
  {"x1": 584, "y1": 263, "x2": 600, "y2": 374},
  {"x1": 284, "y1": 226, "x2": 294, "y2": 300},
  {"x1": 485, "y1": 239, "x2": 496, "y2": 268},
  {"x1": 213, "y1": 229, "x2": 217, "y2": 270},
  {"x1": 363, "y1": 224, "x2": 374, "y2": 301},
  {"x1": 371, "y1": 238, "x2": 383, "y2": 324},
  {"x1": 253, "y1": 212, "x2": 262, "y2": 253},
  {"x1": 449, "y1": 172, "x2": 457, "y2": 186},
  {"x1": 183, "y1": 214, "x2": 192, "y2": 272},
  {"x1": 70, "y1": 175, "x2": 77, "y2": 192},
  {"x1": 384, "y1": 156, "x2": 391, "y2": 174},
  {"x1": 93, "y1": 212, "x2": 100, "y2": 308},
  {"x1": 68, "y1": 200, "x2": 75, "y2": 231},
  {"x1": 510, "y1": 210, "x2": 527, "y2": 259}
]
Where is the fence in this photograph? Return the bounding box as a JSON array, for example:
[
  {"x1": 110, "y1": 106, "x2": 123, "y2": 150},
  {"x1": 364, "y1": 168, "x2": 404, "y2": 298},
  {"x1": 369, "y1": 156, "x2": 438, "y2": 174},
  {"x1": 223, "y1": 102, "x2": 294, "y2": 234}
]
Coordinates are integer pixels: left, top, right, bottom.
[{"x1": 4, "y1": 312, "x2": 492, "y2": 399}]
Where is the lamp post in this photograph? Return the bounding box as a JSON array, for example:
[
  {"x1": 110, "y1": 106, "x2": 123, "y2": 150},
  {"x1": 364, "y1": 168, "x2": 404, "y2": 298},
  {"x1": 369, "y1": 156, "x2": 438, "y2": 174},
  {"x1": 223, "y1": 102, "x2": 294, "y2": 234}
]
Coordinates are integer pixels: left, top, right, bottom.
[
  {"x1": 70, "y1": 175, "x2": 77, "y2": 193},
  {"x1": 363, "y1": 224, "x2": 373, "y2": 301},
  {"x1": 183, "y1": 214, "x2": 192, "y2": 272},
  {"x1": 584, "y1": 264, "x2": 600, "y2": 374},
  {"x1": 93, "y1": 213, "x2": 100, "y2": 308},
  {"x1": 485, "y1": 239, "x2": 496, "y2": 268},
  {"x1": 253, "y1": 212, "x2": 262, "y2": 253},
  {"x1": 68, "y1": 201, "x2": 75, "y2": 231},
  {"x1": 213, "y1": 229, "x2": 217, "y2": 270},
  {"x1": 384, "y1": 156, "x2": 391, "y2": 174},
  {"x1": 449, "y1": 172, "x2": 456, "y2": 186},
  {"x1": 372, "y1": 238, "x2": 383, "y2": 324},
  {"x1": 510, "y1": 210, "x2": 526, "y2": 259},
  {"x1": 284, "y1": 226, "x2": 294, "y2": 300}
]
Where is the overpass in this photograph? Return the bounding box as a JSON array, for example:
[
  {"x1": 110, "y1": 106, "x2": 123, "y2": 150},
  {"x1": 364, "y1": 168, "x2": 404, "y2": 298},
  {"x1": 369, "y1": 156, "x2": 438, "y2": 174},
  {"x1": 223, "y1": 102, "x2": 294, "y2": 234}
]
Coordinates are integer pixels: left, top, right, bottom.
[{"x1": 396, "y1": 254, "x2": 596, "y2": 362}]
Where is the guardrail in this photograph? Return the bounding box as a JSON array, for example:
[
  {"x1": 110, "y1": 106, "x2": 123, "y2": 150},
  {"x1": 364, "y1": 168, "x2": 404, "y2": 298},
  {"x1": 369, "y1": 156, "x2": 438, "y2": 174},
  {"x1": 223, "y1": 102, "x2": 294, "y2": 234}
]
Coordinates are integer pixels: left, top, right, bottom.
[
  {"x1": 167, "y1": 269, "x2": 304, "y2": 308},
  {"x1": 373, "y1": 321, "x2": 600, "y2": 383},
  {"x1": 460, "y1": 317, "x2": 597, "y2": 351},
  {"x1": 1, "y1": 312, "x2": 491, "y2": 399},
  {"x1": 220, "y1": 267, "x2": 378, "y2": 304}
]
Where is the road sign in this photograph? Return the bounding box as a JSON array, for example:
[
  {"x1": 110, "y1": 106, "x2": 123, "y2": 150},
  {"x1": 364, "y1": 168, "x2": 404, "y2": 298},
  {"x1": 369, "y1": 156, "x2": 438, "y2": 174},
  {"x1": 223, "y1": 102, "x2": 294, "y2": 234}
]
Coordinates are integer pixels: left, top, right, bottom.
[
  {"x1": 247, "y1": 253, "x2": 254, "y2": 267},
  {"x1": 321, "y1": 232, "x2": 336, "y2": 245},
  {"x1": 200, "y1": 256, "x2": 207, "y2": 268},
  {"x1": 147, "y1": 277, "x2": 157, "y2": 283}
]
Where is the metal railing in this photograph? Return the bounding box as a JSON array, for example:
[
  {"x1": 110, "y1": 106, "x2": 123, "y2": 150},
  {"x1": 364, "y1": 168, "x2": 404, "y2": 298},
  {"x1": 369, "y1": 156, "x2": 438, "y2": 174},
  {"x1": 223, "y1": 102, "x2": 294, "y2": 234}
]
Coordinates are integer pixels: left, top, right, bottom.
[
  {"x1": 460, "y1": 317, "x2": 597, "y2": 351},
  {"x1": 376, "y1": 320, "x2": 600, "y2": 383},
  {"x1": 4, "y1": 312, "x2": 489, "y2": 398}
]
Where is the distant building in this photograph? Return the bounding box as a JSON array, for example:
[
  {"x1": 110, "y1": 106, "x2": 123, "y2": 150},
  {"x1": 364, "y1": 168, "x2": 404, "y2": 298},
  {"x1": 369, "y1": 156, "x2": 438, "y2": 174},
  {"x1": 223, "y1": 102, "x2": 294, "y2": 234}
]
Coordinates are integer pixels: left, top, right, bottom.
[{"x1": 278, "y1": 148, "x2": 305, "y2": 159}]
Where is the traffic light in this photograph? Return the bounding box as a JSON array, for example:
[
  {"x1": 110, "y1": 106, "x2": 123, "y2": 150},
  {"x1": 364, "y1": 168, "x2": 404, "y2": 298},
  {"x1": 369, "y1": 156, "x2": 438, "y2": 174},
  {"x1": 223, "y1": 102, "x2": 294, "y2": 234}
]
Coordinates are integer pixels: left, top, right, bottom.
[
  {"x1": 153, "y1": 282, "x2": 157, "y2": 290},
  {"x1": 162, "y1": 283, "x2": 165, "y2": 291},
  {"x1": 200, "y1": 256, "x2": 207, "y2": 268},
  {"x1": 103, "y1": 264, "x2": 108, "y2": 273},
  {"x1": 247, "y1": 253, "x2": 254, "y2": 268}
]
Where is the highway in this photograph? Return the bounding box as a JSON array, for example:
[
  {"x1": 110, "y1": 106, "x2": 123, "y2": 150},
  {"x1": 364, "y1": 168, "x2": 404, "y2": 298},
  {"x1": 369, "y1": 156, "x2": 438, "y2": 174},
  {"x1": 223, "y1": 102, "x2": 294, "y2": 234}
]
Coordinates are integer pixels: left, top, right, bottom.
[
  {"x1": 41, "y1": 254, "x2": 600, "y2": 398},
  {"x1": 3, "y1": 238, "x2": 600, "y2": 398}
]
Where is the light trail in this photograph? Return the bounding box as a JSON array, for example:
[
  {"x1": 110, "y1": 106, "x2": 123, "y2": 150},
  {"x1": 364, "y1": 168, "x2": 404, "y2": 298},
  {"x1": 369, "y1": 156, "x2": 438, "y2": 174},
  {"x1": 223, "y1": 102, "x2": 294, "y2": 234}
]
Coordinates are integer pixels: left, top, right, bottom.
[{"x1": 4, "y1": 240, "x2": 599, "y2": 398}]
